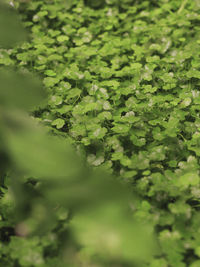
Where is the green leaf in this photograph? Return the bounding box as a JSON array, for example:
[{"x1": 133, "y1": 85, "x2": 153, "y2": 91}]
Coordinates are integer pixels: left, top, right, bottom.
[
  {"x1": 2, "y1": 111, "x2": 80, "y2": 179},
  {"x1": 130, "y1": 134, "x2": 146, "y2": 147},
  {"x1": 56, "y1": 35, "x2": 69, "y2": 43},
  {"x1": 51, "y1": 118, "x2": 65, "y2": 129},
  {"x1": 103, "y1": 101, "x2": 112, "y2": 110},
  {"x1": 49, "y1": 95, "x2": 63, "y2": 106},
  {"x1": 112, "y1": 124, "x2": 130, "y2": 134},
  {"x1": 179, "y1": 97, "x2": 192, "y2": 108},
  {"x1": 56, "y1": 105, "x2": 72, "y2": 115},
  {"x1": 149, "y1": 146, "x2": 166, "y2": 161},
  {"x1": 44, "y1": 70, "x2": 57, "y2": 77},
  {"x1": 130, "y1": 152, "x2": 150, "y2": 170},
  {"x1": 97, "y1": 111, "x2": 112, "y2": 120},
  {"x1": 89, "y1": 127, "x2": 107, "y2": 139},
  {"x1": 43, "y1": 77, "x2": 60, "y2": 87},
  {"x1": 0, "y1": 3, "x2": 27, "y2": 48},
  {"x1": 71, "y1": 202, "x2": 155, "y2": 263},
  {"x1": 66, "y1": 88, "x2": 81, "y2": 100},
  {"x1": 87, "y1": 154, "x2": 104, "y2": 166},
  {"x1": 0, "y1": 68, "x2": 46, "y2": 111},
  {"x1": 179, "y1": 172, "x2": 199, "y2": 188}
]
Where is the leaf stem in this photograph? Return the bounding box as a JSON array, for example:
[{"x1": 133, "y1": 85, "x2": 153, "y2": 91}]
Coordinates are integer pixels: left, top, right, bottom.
[{"x1": 177, "y1": 0, "x2": 188, "y2": 14}]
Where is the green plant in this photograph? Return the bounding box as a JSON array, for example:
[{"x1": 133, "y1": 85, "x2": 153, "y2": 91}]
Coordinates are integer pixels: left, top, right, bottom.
[{"x1": 1, "y1": 0, "x2": 200, "y2": 266}]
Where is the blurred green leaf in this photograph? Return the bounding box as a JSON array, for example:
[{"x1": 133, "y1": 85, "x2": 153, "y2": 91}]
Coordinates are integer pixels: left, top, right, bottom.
[
  {"x1": 0, "y1": 3, "x2": 27, "y2": 48},
  {"x1": 71, "y1": 202, "x2": 156, "y2": 264},
  {"x1": 0, "y1": 68, "x2": 47, "y2": 111},
  {"x1": 2, "y1": 110, "x2": 81, "y2": 179}
]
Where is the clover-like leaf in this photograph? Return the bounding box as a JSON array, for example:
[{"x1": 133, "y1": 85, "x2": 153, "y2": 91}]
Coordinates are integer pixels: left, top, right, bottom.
[
  {"x1": 89, "y1": 127, "x2": 107, "y2": 140},
  {"x1": 112, "y1": 124, "x2": 130, "y2": 134},
  {"x1": 51, "y1": 118, "x2": 65, "y2": 129}
]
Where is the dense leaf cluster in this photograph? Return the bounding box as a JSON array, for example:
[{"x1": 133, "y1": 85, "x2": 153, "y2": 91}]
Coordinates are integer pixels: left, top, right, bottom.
[{"x1": 1, "y1": 0, "x2": 200, "y2": 266}]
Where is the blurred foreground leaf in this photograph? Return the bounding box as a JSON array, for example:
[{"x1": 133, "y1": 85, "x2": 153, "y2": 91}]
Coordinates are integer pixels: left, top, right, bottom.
[
  {"x1": 71, "y1": 202, "x2": 157, "y2": 264},
  {"x1": 1, "y1": 110, "x2": 80, "y2": 179},
  {"x1": 0, "y1": 3, "x2": 27, "y2": 48},
  {"x1": 40, "y1": 169, "x2": 134, "y2": 210},
  {"x1": 0, "y1": 68, "x2": 47, "y2": 111}
]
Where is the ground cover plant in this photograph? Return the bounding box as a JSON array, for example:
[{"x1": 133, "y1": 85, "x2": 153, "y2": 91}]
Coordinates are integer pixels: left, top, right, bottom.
[{"x1": 1, "y1": 0, "x2": 200, "y2": 266}]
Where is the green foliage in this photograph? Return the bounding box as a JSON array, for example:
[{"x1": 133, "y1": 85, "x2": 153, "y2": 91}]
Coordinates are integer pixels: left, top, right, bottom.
[{"x1": 1, "y1": 0, "x2": 200, "y2": 266}]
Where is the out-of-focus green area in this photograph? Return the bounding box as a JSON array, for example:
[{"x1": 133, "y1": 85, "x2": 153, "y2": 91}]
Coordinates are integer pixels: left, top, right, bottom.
[
  {"x1": 0, "y1": 2, "x2": 27, "y2": 48},
  {"x1": 2, "y1": 0, "x2": 200, "y2": 266},
  {"x1": 0, "y1": 68, "x2": 47, "y2": 111},
  {"x1": 0, "y1": 2, "x2": 156, "y2": 266}
]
